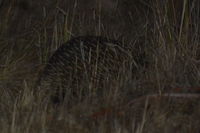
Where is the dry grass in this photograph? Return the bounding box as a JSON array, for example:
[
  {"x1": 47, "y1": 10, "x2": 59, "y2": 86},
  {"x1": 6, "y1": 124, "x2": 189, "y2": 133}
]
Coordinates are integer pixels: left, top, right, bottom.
[{"x1": 0, "y1": 0, "x2": 200, "y2": 132}]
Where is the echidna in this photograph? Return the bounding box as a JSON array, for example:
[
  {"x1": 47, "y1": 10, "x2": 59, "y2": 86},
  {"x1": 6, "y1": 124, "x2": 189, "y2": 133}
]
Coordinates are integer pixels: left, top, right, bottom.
[{"x1": 37, "y1": 36, "x2": 136, "y2": 105}]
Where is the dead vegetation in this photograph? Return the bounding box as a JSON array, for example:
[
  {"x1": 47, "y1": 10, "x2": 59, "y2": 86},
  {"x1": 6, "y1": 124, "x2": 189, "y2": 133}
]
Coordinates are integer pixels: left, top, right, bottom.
[{"x1": 0, "y1": 0, "x2": 200, "y2": 132}]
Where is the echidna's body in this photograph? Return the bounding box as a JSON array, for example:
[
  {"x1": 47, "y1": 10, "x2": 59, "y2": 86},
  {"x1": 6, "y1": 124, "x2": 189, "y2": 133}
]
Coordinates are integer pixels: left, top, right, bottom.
[{"x1": 37, "y1": 36, "x2": 134, "y2": 104}]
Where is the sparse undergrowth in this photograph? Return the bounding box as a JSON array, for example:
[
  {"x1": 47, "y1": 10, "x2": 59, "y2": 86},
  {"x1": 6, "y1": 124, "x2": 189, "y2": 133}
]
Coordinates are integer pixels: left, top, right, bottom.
[{"x1": 0, "y1": 0, "x2": 200, "y2": 132}]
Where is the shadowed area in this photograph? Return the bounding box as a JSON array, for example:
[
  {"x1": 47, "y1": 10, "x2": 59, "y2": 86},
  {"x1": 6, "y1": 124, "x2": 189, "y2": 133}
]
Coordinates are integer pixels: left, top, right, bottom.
[{"x1": 0, "y1": 0, "x2": 200, "y2": 132}]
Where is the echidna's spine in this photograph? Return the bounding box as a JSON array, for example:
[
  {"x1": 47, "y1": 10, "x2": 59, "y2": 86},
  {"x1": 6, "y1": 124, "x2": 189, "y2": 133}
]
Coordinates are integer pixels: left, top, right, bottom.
[{"x1": 37, "y1": 36, "x2": 133, "y2": 104}]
